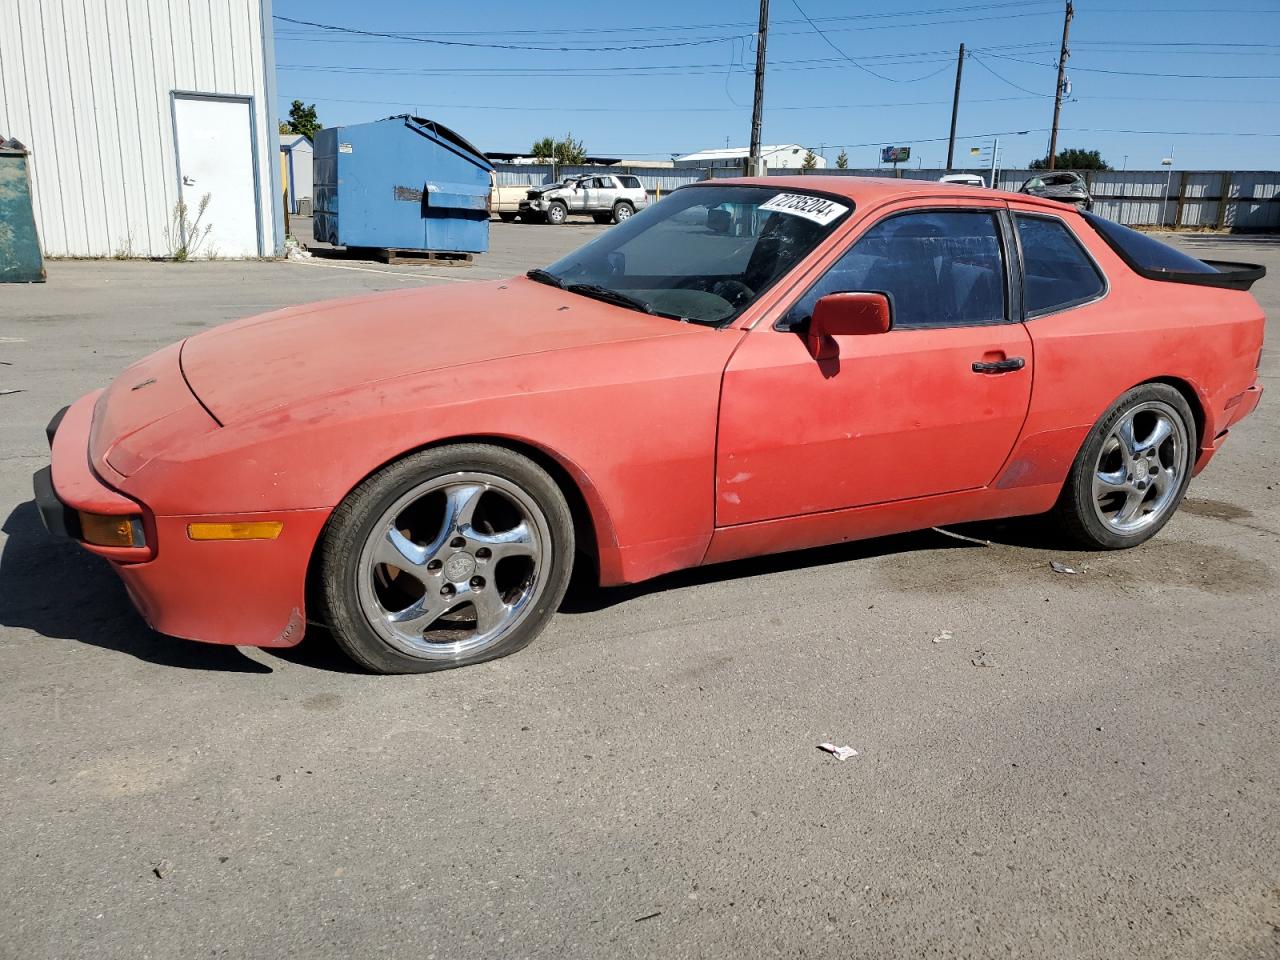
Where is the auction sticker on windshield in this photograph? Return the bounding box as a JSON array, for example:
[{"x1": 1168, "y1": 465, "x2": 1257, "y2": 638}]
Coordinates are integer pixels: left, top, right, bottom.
[{"x1": 758, "y1": 193, "x2": 848, "y2": 226}]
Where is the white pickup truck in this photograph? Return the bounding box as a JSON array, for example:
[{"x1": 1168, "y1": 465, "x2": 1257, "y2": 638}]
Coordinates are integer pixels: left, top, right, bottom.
[{"x1": 490, "y1": 180, "x2": 530, "y2": 222}]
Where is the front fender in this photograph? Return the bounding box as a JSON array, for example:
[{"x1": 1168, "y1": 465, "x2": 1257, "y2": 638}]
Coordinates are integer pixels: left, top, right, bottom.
[{"x1": 121, "y1": 331, "x2": 744, "y2": 585}]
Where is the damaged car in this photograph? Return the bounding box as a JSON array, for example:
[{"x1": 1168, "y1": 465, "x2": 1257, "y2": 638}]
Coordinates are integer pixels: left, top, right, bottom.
[
  {"x1": 1020, "y1": 171, "x2": 1094, "y2": 210},
  {"x1": 519, "y1": 173, "x2": 649, "y2": 225}
]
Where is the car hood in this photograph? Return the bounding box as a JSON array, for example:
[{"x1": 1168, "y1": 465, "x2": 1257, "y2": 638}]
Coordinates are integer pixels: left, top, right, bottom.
[{"x1": 180, "y1": 278, "x2": 689, "y2": 424}]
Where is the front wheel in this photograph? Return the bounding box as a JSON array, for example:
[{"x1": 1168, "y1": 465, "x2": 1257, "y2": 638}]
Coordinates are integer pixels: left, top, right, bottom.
[
  {"x1": 1052, "y1": 384, "x2": 1195, "y2": 549},
  {"x1": 546, "y1": 201, "x2": 568, "y2": 225},
  {"x1": 318, "y1": 444, "x2": 575, "y2": 674}
]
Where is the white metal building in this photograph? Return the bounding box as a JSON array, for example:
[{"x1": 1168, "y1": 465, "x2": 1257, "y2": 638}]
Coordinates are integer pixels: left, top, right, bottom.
[
  {"x1": 674, "y1": 145, "x2": 828, "y2": 171},
  {"x1": 279, "y1": 133, "x2": 313, "y2": 214},
  {"x1": 0, "y1": 0, "x2": 283, "y2": 259}
]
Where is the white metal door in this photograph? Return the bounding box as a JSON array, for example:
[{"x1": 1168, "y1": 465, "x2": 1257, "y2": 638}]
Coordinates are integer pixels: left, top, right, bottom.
[{"x1": 173, "y1": 95, "x2": 259, "y2": 258}]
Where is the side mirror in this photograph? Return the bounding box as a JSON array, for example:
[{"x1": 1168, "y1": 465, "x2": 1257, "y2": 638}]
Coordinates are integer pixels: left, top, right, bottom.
[{"x1": 806, "y1": 292, "x2": 891, "y2": 360}]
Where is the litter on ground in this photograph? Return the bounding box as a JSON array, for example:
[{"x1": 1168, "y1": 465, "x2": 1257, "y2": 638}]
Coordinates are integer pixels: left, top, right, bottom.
[{"x1": 818, "y1": 743, "x2": 859, "y2": 761}]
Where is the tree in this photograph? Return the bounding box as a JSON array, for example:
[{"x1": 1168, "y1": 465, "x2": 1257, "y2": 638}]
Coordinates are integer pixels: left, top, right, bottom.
[
  {"x1": 836, "y1": 149, "x2": 849, "y2": 169},
  {"x1": 1030, "y1": 147, "x2": 1109, "y2": 171},
  {"x1": 802, "y1": 149, "x2": 818, "y2": 171},
  {"x1": 530, "y1": 137, "x2": 557, "y2": 162},
  {"x1": 283, "y1": 100, "x2": 322, "y2": 141},
  {"x1": 530, "y1": 133, "x2": 587, "y2": 165}
]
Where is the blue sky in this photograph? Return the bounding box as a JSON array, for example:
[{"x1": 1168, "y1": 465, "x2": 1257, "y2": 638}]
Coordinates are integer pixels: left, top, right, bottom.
[{"x1": 272, "y1": 1, "x2": 1280, "y2": 171}]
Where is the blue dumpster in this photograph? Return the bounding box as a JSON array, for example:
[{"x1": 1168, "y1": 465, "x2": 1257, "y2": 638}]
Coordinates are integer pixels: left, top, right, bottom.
[
  {"x1": 313, "y1": 116, "x2": 493, "y2": 254},
  {"x1": 0, "y1": 137, "x2": 46, "y2": 283}
]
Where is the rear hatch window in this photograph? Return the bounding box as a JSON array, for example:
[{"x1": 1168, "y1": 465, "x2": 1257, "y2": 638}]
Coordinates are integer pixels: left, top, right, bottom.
[{"x1": 1083, "y1": 213, "x2": 1264, "y2": 290}]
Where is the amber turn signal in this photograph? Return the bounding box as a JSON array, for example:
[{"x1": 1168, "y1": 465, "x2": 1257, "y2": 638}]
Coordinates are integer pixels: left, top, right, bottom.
[
  {"x1": 187, "y1": 521, "x2": 284, "y2": 541},
  {"x1": 79, "y1": 512, "x2": 145, "y2": 548}
]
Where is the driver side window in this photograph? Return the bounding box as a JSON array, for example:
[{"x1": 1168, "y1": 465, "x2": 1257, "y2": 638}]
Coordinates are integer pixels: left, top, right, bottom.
[{"x1": 779, "y1": 209, "x2": 1008, "y2": 331}]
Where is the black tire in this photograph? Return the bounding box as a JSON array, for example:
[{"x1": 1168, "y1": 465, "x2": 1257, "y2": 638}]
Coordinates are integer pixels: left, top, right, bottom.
[
  {"x1": 591, "y1": 213, "x2": 611, "y2": 225},
  {"x1": 498, "y1": 212, "x2": 517, "y2": 223},
  {"x1": 546, "y1": 201, "x2": 568, "y2": 225},
  {"x1": 1051, "y1": 383, "x2": 1196, "y2": 550},
  {"x1": 318, "y1": 444, "x2": 575, "y2": 674},
  {"x1": 612, "y1": 201, "x2": 635, "y2": 224}
]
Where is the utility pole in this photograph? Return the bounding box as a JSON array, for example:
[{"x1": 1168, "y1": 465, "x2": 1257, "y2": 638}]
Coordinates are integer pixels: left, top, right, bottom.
[
  {"x1": 748, "y1": 0, "x2": 770, "y2": 177},
  {"x1": 946, "y1": 43, "x2": 965, "y2": 170},
  {"x1": 1047, "y1": 0, "x2": 1073, "y2": 170}
]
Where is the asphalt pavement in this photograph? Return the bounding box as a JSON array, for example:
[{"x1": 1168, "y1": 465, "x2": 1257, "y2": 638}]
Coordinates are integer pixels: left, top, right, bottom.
[{"x1": 1, "y1": 223, "x2": 1277, "y2": 960}]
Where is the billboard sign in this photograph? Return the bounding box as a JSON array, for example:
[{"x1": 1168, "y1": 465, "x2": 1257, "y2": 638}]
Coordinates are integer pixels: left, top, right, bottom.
[{"x1": 880, "y1": 145, "x2": 911, "y2": 164}]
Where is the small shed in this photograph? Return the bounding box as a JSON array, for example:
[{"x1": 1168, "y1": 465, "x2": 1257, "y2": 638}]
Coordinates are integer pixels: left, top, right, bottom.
[
  {"x1": 313, "y1": 116, "x2": 493, "y2": 254},
  {"x1": 279, "y1": 134, "x2": 314, "y2": 215}
]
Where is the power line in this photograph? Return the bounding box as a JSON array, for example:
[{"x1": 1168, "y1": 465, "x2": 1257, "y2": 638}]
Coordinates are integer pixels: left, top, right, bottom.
[
  {"x1": 273, "y1": 9, "x2": 1060, "y2": 47},
  {"x1": 279, "y1": 92, "x2": 1044, "y2": 112},
  {"x1": 980, "y1": 50, "x2": 1280, "y2": 79},
  {"x1": 274, "y1": 53, "x2": 963, "y2": 80},
  {"x1": 273, "y1": 15, "x2": 745, "y2": 52},
  {"x1": 968, "y1": 53, "x2": 1054, "y2": 97},
  {"x1": 273, "y1": 2, "x2": 1057, "y2": 39},
  {"x1": 787, "y1": 0, "x2": 954, "y2": 82}
]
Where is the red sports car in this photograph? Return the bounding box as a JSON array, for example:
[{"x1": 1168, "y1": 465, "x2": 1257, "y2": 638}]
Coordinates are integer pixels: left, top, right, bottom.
[{"x1": 35, "y1": 178, "x2": 1265, "y2": 673}]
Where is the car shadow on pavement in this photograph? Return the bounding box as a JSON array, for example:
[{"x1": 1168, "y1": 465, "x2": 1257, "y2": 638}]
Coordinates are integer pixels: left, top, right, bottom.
[
  {"x1": 0, "y1": 501, "x2": 271, "y2": 672},
  {"x1": 561, "y1": 526, "x2": 991, "y2": 614}
]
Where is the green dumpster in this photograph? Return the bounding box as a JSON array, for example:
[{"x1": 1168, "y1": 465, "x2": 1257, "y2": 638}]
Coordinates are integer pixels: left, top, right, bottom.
[{"x1": 0, "y1": 138, "x2": 46, "y2": 283}]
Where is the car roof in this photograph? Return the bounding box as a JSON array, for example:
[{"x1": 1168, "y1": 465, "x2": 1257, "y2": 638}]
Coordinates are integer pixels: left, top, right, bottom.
[{"x1": 698, "y1": 175, "x2": 1072, "y2": 213}]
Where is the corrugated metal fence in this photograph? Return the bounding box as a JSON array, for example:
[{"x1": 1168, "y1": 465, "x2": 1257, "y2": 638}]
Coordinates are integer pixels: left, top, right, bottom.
[{"x1": 498, "y1": 161, "x2": 1280, "y2": 231}]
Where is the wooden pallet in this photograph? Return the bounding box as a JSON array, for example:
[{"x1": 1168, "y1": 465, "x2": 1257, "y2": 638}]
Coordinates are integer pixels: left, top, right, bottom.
[{"x1": 366, "y1": 247, "x2": 474, "y2": 266}]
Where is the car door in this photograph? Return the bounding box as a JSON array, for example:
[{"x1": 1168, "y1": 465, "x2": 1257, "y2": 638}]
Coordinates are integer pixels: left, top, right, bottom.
[
  {"x1": 716, "y1": 201, "x2": 1033, "y2": 526},
  {"x1": 562, "y1": 179, "x2": 584, "y2": 212},
  {"x1": 595, "y1": 176, "x2": 620, "y2": 212}
]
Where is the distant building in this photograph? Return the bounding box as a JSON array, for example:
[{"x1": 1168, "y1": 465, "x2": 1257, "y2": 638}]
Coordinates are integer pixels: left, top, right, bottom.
[
  {"x1": 0, "y1": 0, "x2": 282, "y2": 258},
  {"x1": 674, "y1": 145, "x2": 826, "y2": 171},
  {"x1": 280, "y1": 134, "x2": 314, "y2": 215}
]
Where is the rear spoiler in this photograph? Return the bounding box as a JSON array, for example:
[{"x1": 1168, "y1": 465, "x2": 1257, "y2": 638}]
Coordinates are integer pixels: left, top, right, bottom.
[{"x1": 1193, "y1": 261, "x2": 1267, "y2": 292}]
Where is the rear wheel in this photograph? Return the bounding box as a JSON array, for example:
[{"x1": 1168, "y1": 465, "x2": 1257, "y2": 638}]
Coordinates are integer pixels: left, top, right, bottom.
[
  {"x1": 1052, "y1": 384, "x2": 1195, "y2": 549},
  {"x1": 612, "y1": 201, "x2": 635, "y2": 224},
  {"x1": 546, "y1": 201, "x2": 568, "y2": 225},
  {"x1": 319, "y1": 444, "x2": 574, "y2": 674}
]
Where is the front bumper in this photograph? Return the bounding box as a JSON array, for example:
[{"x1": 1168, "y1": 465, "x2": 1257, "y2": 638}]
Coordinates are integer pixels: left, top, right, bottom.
[{"x1": 35, "y1": 393, "x2": 329, "y2": 648}]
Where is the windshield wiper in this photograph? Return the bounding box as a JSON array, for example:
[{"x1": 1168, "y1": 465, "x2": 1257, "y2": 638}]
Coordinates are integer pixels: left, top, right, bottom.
[
  {"x1": 526, "y1": 268, "x2": 564, "y2": 288},
  {"x1": 565, "y1": 283, "x2": 654, "y2": 315}
]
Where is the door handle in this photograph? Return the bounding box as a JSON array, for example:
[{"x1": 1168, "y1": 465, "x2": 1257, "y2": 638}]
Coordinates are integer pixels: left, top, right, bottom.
[{"x1": 971, "y1": 357, "x2": 1025, "y2": 374}]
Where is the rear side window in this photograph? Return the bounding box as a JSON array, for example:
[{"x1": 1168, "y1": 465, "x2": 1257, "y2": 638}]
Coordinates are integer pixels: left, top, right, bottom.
[
  {"x1": 1083, "y1": 212, "x2": 1217, "y2": 275},
  {"x1": 1015, "y1": 214, "x2": 1105, "y2": 316},
  {"x1": 618, "y1": 175, "x2": 642, "y2": 189}
]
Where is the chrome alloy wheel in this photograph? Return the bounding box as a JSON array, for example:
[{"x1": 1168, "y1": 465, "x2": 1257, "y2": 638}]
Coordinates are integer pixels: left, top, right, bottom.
[
  {"x1": 1091, "y1": 400, "x2": 1188, "y2": 535},
  {"x1": 355, "y1": 472, "x2": 551, "y2": 660}
]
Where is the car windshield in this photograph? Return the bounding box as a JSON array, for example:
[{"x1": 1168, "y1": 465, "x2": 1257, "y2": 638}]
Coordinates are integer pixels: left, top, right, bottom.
[{"x1": 535, "y1": 185, "x2": 852, "y2": 325}]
